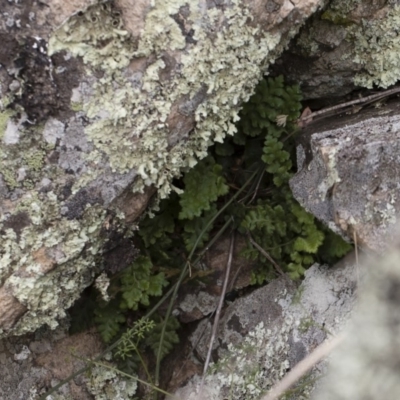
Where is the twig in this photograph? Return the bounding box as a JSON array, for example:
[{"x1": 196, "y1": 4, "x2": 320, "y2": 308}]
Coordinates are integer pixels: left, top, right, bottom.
[
  {"x1": 248, "y1": 169, "x2": 265, "y2": 204},
  {"x1": 299, "y1": 85, "x2": 400, "y2": 123},
  {"x1": 40, "y1": 171, "x2": 260, "y2": 400},
  {"x1": 154, "y1": 170, "x2": 259, "y2": 392},
  {"x1": 247, "y1": 233, "x2": 286, "y2": 278},
  {"x1": 199, "y1": 232, "x2": 235, "y2": 394},
  {"x1": 261, "y1": 333, "x2": 345, "y2": 400}
]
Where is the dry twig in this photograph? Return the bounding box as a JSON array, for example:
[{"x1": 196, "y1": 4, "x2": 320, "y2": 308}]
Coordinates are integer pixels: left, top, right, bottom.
[
  {"x1": 247, "y1": 233, "x2": 286, "y2": 278},
  {"x1": 299, "y1": 86, "x2": 400, "y2": 124},
  {"x1": 199, "y1": 233, "x2": 235, "y2": 394}
]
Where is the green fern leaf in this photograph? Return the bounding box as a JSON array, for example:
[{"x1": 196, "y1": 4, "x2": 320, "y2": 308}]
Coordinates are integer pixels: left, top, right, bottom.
[
  {"x1": 179, "y1": 156, "x2": 229, "y2": 220},
  {"x1": 94, "y1": 303, "x2": 126, "y2": 343},
  {"x1": 120, "y1": 256, "x2": 168, "y2": 310},
  {"x1": 182, "y1": 204, "x2": 217, "y2": 251},
  {"x1": 146, "y1": 316, "x2": 180, "y2": 360},
  {"x1": 294, "y1": 229, "x2": 325, "y2": 253}
]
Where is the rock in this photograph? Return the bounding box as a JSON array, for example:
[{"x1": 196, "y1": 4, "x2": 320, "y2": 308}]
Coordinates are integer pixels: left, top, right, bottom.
[
  {"x1": 175, "y1": 235, "x2": 254, "y2": 323},
  {"x1": 0, "y1": 321, "x2": 98, "y2": 399},
  {"x1": 290, "y1": 99, "x2": 400, "y2": 251},
  {"x1": 0, "y1": 320, "x2": 138, "y2": 400},
  {"x1": 171, "y1": 252, "x2": 358, "y2": 399},
  {"x1": 272, "y1": 1, "x2": 400, "y2": 99},
  {"x1": 0, "y1": 0, "x2": 323, "y2": 338}
]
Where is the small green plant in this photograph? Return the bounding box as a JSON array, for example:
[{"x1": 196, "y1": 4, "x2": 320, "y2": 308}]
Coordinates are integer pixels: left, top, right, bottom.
[
  {"x1": 63, "y1": 75, "x2": 352, "y2": 399},
  {"x1": 95, "y1": 74, "x2": 351, "y2": 376}
]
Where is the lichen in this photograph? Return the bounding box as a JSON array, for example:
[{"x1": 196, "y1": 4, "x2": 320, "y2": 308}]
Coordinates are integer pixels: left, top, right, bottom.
[
  {"x1": 200, "y1": 319, "x2": 292, "y2": 399},
  {"x1": 48, "y1": 0, "x2": 292, "y2": 199},
  {"x1": 0, "y1": 192, "x2": 107, "y2": 336},
  {"x1": 351, "y1": 5, "x2": 400, "y2": 88},
  {"x1": 86, "y1": 363, "x2": 137, "y2": 400},
  {"x1": 1, "y1": 0, "x2": 318, "y2": 338},
  {"x1": 0, "y1": 109, "x2": 14, "y2": 140}
]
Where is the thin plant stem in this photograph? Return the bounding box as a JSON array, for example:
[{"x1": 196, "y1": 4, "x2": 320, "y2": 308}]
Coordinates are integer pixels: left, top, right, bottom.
[
  {"x1": 154, "y1": 168, "x2": 259, "y2": 394},
  {"x1": 247, "y1": 233, "x2": 286, "y2": 278},
  {"x1": 91, "y1": 359, "x2": 179, "y2": 399},
  {"x1": 134, "y1": 342, "x2": 153, "y2": 384},
  {"x1": 299, "y1": 85, "x2": 400, "y2": 123}
]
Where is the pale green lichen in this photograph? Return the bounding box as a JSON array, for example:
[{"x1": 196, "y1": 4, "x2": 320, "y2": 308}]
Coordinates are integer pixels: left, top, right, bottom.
[
  {"x1": 199, "y1": 319, "x2": 292, "y2": 399},
  {"x1": 351, "y1": 5, "x2": 400, "y2": 88},
  {"x1": 1, "y1": 0, "x2": 315, "y2": 337},
  {"x1": 0, "y1": 192, "x2": 106, "y2": 336},
  {"x1": 48, "y1": 0, "x2": 291, "y2": 199},
  {"x1": 1, "y1": 123, "x2": 53, "y2": 190},
  {"x1": 2, "y1": 169, "x2": 18, "y2": 189},
  {"x1": 86, "y1": 363, "x2": 137, "y2": 400},
  {"x1": 0, "y1": 109, "x2": 14, "y2": 140},
  {"x1": 25, "y1": 150, "x2": 45, "y2": 171}
]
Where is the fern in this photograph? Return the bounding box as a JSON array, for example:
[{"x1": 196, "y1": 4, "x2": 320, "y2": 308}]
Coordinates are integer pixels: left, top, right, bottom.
[
  {"x1": 182, "y1": 204, "x2": 218, "y2": 251},
  {"x1": 87, "y1": 75, "x2": 352, "y2": 390},
  {"x1": 120, "y1": 256, "x2": 168, "y2": 311},
  {"x1": 179, "y1": 155, "x2": 229, "y2": 220},
  {"x1": 115, "y1": 318, "x2": 156, "y2": 361},
  {"x1": 146, "y1": 315, "x2": 180, "y2": 361},
  {"x1": 138, "y1": 195, "x2": 179, "y2": 247},
  {"x1": 94, "y1": 301, "x2": 126, "y2": 343}
]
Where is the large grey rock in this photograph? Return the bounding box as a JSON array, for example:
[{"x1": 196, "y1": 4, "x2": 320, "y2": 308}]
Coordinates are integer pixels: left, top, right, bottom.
[
  {"x1": 290, "y1": 100, "x2": 400, "y2": 251},
  {"x1": 172, "y1": 252, "x2": 358, "y2": 400}
]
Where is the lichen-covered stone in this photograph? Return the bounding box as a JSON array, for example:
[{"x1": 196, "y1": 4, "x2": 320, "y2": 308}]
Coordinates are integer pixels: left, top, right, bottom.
[
  {"x1": 0, "y1": 0, "x2": 322, "y2": 337},
  {"x1": 273, "y1": 1, "x2": 400, "y2": 99},
  {"x1": 171, "y1": 253, "x2": 358, "y2": 399}
]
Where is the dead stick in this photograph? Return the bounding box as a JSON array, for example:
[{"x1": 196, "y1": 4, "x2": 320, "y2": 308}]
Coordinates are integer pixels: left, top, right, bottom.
[
  {"x1": 262, "y1": 334, "x2": 345, "y2": 400},
  {"x1": 299, "y1": 86, "x2": 400, "y2": 122},
  {"x1": 247, "y1": 233, "x2": 286, "y2": 278},
  {"x1": 199, "y1": 233, "x2": 235, "y2": 394}
]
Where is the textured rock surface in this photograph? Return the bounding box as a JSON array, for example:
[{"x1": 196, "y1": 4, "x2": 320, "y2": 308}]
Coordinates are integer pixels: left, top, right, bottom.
[
  {"x1": 176, "y1": 235, "x2": 254, "y2": 323},
  {"x1": 0, "y1": 321, "x2": 101, "y2": 400},
  {"x1": 272, "y1": 1, "x2": 400, "y2": 100},
  {"x1": 0, "y1": 0, "x2": 322, "y2": 338},
  {"x1": 171, "y1": 252, "x2": 358, "y2": 399},
  {"x1": 0, "y1": 322, "x2": 138, "y2": 400},
  {"x1": 290, "y1": 100, "x2": 400, "y2": 251}
]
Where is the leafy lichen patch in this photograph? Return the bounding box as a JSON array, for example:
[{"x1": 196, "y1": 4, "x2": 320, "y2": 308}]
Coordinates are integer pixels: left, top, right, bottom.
[
  {"x1": 351, "y1": 5, "x2": 400, "y2": 88},
  {"x1": 48, "y1": 0, "x2": 297, "y2": 198},
  {"x1": 0, "y1": 196, "x2": 106, "y2": 336}
]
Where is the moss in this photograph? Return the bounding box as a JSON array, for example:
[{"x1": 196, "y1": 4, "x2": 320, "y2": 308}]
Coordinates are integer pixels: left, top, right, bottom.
[
  {"x1": 321, "y1": 10, "x2": 355, "y2": 26},
  {"x1": 0, "y1": 109, "x2": 14, "y2": 139}
]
